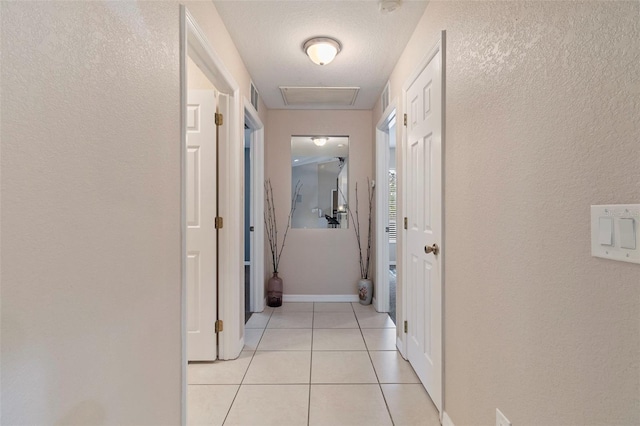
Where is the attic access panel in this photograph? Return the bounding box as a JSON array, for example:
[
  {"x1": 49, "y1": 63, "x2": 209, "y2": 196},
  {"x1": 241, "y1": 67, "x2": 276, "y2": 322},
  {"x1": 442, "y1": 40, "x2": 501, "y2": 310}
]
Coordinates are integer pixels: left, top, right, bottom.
[{"x1": 280, "y1": 86, "x2": 359, "y2": 107}]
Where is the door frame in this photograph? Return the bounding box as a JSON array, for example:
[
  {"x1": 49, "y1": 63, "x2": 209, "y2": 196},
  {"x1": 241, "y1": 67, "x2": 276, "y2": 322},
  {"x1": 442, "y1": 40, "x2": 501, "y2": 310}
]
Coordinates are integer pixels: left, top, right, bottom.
[
  {"x1": 400, "y1": 30, "x2": 446, "y2": 417},
  {"x1": 374, "y1": 99, "x2": 398, "y2": 313},
  {"x1": 244, "y1": 99, "x2": 265, "y2": 312},
  {"x1": 180, "y1": 7, "x2": 244, "y2": 419}
]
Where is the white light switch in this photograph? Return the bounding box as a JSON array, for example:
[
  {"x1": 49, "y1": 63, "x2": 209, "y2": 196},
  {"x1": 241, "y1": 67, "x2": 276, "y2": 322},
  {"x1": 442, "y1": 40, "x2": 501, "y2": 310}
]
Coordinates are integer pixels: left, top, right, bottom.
[
  {"x1": 598, "y1": 217, "x2": 613, "y2": 246},
  {"x1": 619, "y1": 218, "x2": 636, "y2": 250},
  {"x1": 591, "y1": 205, "x2": 640, "y2": 264}
]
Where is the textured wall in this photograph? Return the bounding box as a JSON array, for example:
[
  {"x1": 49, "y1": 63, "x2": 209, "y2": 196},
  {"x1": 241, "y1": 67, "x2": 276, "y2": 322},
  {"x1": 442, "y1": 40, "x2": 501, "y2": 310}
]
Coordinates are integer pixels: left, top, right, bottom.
[
  {"x1": 266, "y1": 110, "x2": 374, "y2": 296},
  {"x1": 185, "y1": 0, "x2": 268, "y2": 123},
  {"x1": 1, "y1": 2, "x2": 183, "y2": 424},
  {"x1": 379, "y1": 1, "x2": 640, "y2": 424}
]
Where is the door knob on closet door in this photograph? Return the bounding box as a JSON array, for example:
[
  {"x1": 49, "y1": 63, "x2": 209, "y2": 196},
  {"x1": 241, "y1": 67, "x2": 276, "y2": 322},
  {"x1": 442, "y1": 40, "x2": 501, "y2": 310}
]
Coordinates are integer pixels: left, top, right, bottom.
[{"x1": 424, "y1": 243, "x2": 439, "y2": 255}]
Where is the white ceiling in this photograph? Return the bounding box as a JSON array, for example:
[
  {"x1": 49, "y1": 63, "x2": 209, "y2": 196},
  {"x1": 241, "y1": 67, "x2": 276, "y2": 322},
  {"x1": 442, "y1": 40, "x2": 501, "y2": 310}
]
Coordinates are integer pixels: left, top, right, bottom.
[
  {"x1": 213, "y1": 0, "x2": 428, "y2": 110},
  {"x1": 291, "y1": 135, "x2": 349, "y2": 165}
]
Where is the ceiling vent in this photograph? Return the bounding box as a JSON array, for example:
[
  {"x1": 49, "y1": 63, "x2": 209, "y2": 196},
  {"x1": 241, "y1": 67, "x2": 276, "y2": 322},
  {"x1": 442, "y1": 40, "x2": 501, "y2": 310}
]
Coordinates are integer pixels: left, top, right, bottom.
[{"x1": 280, "y1": 86, "x2": 359, "y2": 107}]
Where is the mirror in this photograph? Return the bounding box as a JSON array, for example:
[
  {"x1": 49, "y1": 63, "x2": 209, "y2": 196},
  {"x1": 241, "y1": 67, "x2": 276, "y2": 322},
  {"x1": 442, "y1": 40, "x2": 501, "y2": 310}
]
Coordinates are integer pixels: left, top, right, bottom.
[{"x1": 291, "y1": 136, "x2": 348, "y2": 229}]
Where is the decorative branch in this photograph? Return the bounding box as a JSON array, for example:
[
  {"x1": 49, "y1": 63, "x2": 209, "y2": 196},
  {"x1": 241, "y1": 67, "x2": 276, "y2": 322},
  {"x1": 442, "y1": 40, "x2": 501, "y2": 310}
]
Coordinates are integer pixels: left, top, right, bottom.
[
  {"x1": 343, "y1": 178, "x2": 375, "y2": 279},
  {"x1": 264, "y1": 179, "x2": 302, "y2": 274}
]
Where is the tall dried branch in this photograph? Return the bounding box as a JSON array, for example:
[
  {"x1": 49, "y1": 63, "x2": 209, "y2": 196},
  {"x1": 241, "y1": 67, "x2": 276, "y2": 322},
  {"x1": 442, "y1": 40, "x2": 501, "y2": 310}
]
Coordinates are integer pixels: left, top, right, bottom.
[
  {"x1": 343, "y1": 178, "x2": 375, "y2": 279},
  {"x1": 264, "y1": 179, "x2": 302, "y2": 273}
]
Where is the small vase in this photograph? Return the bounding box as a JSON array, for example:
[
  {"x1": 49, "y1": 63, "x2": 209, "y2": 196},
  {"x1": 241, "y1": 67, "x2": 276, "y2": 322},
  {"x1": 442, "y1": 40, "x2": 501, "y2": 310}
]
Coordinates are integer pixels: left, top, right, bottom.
[
  {"x1": 267, "y1": 272, "x2": 283, "y2": 307},
  {"x1": 358, "y1": 279, "x2": 373, "y2": 305}
]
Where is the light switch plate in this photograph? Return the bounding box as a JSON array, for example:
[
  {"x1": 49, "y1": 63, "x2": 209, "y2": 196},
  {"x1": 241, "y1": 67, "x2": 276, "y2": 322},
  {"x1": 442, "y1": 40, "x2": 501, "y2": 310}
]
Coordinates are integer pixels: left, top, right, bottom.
[
  {"x1": 619, "y1": 218, "x2": 636, "y2": 249},
  {"x1": 591, "y1": 204, "x2": 640, "y2": 264}
]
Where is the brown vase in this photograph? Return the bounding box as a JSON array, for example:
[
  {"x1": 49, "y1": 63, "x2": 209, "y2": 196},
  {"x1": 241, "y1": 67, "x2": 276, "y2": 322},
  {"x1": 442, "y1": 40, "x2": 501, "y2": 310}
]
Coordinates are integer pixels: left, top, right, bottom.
[{"x1": 267, "y1": 272, "x2": 283, "y2": 307}]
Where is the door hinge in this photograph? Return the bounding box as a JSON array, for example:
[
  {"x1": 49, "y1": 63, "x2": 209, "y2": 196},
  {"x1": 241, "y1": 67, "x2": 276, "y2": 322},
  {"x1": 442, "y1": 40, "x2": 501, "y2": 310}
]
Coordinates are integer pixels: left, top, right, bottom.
[
  {"x1": 214, "y1": 112, "x2": 223, "y2": 126},
  {"x1": 214, "y1": 216, "x2": 223, "y2": 229},
  {"x1": 404, "y1": 320, "x2": 408, "y2": 333},
  {"x1": 403, "y1": 113, "x2": 407, "y2": 126},
  {"x1": 215, "y1": 320, "x2": 223, "y2": 333},
  {"x1": 404, "y1": 217, "x2": 408, "y2": 230}
]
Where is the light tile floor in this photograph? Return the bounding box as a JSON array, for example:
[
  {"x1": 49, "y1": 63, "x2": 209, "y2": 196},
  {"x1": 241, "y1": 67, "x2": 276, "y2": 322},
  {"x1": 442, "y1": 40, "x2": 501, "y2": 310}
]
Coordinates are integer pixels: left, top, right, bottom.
[{"x1": 188, "y1": 302, "x2": 440, "y2": 426}]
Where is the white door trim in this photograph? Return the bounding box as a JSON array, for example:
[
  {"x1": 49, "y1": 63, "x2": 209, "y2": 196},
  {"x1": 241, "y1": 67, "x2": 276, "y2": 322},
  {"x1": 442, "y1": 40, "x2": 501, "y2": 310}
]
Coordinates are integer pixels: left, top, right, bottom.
[
  {"x1": 400, "y1": 30, "x2": 446, "y2": 417},
  {"x1": 244, "y1": 99, "x2": 265, "y2": 313},
  {"x1": 179, "y1": 10, "x2": 187, "y2": 426},
  {"x1": 181, "y1": 2, "x2": 244, "y2": 398},
  {"x1": 374, "y1": 99, "x2": 398, "y2": 313}
]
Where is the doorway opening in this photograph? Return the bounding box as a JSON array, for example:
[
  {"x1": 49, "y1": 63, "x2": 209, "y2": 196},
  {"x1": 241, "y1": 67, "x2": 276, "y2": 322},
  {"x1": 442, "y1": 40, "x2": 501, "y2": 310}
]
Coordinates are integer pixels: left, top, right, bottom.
[
  {"x1": 244, "y1": 99, "x2": 265, "y2": 316},
  {"x1": 244, "y1": 127, "x2": 252, "y2": 323},
  {"x1": 185, "y1": 52, "x2": 221, "y2": 364},
  {"x1": 181, "y1": 5, "x2": 247, "y2": 421},
  {"x1": 375, "y1": 103, "x2": 397, "y2": 323},
  {"x1": 181, "y1": 0, "x2": 247, "y2": 364},
  {"x1": 387, "y1": 136, "x2": 397, "y2": 324},
  {"x1": 400, "y1": 32, "x2": 445, "y2": 416}
]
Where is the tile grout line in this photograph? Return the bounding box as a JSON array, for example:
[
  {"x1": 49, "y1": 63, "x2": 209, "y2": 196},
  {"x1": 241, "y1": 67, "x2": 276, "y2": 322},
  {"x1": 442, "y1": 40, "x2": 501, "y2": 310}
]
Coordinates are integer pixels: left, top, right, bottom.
[
  {"x1": 354, "y1": 302, "x2": 397, "y2": 426},
  {"x1": 221, "y1": 307, "x2": 274, "y2": 425},
  {"x1": 308, "y1": 303, "x2": 315, "y2": 426}
]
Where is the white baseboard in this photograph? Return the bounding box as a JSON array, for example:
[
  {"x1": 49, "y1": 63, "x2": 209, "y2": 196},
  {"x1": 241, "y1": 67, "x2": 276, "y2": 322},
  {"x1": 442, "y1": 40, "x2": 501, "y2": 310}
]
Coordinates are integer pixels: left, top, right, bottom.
[
  {"x1": 442, "y1": 411, "x2": 454, "y2": 426},
  {"x1": 283, "y1": 294, "x2": 359, "y2": 303},
  {"x1": 252, "y1": 297, "x2": 267, "y2": 313},
  {"x1": 396, "y1": 336, "x2": 406, "y2": 359}
]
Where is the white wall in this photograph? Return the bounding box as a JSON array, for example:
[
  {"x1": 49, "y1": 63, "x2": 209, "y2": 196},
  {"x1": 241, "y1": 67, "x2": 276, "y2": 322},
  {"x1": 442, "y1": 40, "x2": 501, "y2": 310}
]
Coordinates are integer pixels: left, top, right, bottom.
[
  {"x1": 1, "y1": 1, "x2": 265, "y2": 423},
  {"x1": 266, "y1": 110, "x2": 374, "y2": 296},
  {"x1": 1, "y1": 3, "x2": 182, "y2": 424},
  {"x1": 376, "y1": 1, "x2": 640, "y2": 424}
]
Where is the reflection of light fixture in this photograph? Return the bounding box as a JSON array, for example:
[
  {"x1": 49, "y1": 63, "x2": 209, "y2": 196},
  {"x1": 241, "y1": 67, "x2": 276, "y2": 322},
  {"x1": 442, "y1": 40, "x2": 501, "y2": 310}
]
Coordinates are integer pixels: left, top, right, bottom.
[
  {"x1": 303, "y1": 37, "x2": 341, "y2": 66},
  {"x1": 379, "y1": 0, "x2": 401, "y2": 14},
  {"x1": 337, "y1": 143, "x2": 344, "y2": 147},
  {"x1": 312, "y1": 137, "x2": 328, "y2": 147},
  {"x1": 294, "y1": 159, "x2": 299, "y2": 162}
]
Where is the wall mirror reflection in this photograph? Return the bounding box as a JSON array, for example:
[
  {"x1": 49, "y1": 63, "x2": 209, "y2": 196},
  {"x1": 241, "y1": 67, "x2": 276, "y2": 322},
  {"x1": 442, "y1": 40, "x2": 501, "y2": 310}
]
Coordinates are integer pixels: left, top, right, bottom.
[{"x1": 291, "y1": 136, "x2": 349, "y2": 229}]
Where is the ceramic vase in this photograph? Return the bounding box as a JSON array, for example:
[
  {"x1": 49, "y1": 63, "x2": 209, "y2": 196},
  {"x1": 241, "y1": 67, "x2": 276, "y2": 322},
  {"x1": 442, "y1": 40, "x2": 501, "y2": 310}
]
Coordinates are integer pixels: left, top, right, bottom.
[
  {"x1": 267, "y1": 272, "x2": 283, "y2": 307},
  {"x1": 358, "y1": 278, "x2": 373, "y2": 305}
]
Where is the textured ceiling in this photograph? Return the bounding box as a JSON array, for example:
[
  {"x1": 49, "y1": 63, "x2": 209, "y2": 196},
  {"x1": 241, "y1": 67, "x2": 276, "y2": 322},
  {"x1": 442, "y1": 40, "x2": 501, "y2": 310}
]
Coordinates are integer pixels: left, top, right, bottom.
[{"x1": 213, "y1": 0, "x2": 428, "y2": 110}]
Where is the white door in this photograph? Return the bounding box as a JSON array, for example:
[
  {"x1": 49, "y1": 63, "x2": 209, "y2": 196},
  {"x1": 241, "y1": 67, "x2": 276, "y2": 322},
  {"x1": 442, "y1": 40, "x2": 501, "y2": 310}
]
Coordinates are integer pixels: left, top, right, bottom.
[
  {"x1": 187, "y1": 89, "x2": 218, "y2": 361},
  {"x1": 404, "y1": 40, "x2": 443, "y2": 412}
]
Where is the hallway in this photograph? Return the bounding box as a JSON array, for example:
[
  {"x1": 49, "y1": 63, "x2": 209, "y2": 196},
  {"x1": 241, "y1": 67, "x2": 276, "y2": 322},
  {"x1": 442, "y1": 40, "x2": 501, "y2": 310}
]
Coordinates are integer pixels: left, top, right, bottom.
[{"x1": 187, "y1": 302, "x2": 440, "y2": 425}]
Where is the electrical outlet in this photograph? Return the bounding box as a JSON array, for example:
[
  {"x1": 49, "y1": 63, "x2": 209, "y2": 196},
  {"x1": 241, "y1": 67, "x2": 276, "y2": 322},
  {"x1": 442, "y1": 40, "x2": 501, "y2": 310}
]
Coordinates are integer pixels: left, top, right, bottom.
[{"x1": 496, "y1": 409, "x2": 512, "y2": 426}]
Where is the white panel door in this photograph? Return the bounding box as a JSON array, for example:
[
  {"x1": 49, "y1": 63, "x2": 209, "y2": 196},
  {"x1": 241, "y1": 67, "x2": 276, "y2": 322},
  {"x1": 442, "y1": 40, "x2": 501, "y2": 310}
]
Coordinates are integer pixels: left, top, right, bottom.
[
  {"x1": 187, "y1": 89, "x2": 217, "y2": 361},
  {"x1": 405, "y1": 43, "x2": 443, "y2": 412}
]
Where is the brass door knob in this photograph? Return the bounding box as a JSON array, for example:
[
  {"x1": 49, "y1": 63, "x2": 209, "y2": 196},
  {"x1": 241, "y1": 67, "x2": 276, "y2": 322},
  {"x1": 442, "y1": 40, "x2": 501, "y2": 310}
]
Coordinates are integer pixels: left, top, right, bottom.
[{"x1": 424, "y1": 243, "x2": 440, "y2": 255}]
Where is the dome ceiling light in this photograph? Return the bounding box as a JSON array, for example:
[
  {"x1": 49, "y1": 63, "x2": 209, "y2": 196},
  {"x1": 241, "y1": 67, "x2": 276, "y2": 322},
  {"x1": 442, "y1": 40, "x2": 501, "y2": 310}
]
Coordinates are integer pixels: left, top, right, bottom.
[
  {"x1": 312, "y1": 137, "x2": 328, "y2": 147},
  {"x1": 303, "y1": 37, "x2": 342, "y2": 66}
]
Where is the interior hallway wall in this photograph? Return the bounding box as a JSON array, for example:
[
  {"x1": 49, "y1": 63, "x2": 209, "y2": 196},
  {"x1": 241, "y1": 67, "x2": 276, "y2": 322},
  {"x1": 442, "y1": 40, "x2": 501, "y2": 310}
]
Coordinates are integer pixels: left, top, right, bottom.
[
  {"x1": 374, "y1": 1, "x2": 640, "y2": 424},
  {"x1": 1, "y1": 1, "x2": 265, "y2": 423},
  {"x1": 1, "y1": 2, "x2": 183, "y2": 424},
  {"x1": 265, "y1": 109, "x2": 374, "y2": 297}
]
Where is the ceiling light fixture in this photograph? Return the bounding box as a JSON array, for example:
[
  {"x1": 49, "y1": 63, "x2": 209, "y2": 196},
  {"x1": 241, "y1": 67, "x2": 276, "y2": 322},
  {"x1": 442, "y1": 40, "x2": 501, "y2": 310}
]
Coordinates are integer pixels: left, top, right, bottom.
[
  {"x1": 379, "y1": 0, "x2": 401, "y2": 14},
  {"x1": 312, "y1": 137, "x2": 328, "y2": 147},
  {"x1": 303, "y1": 37, "x2": 341, "y2": 66}
]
